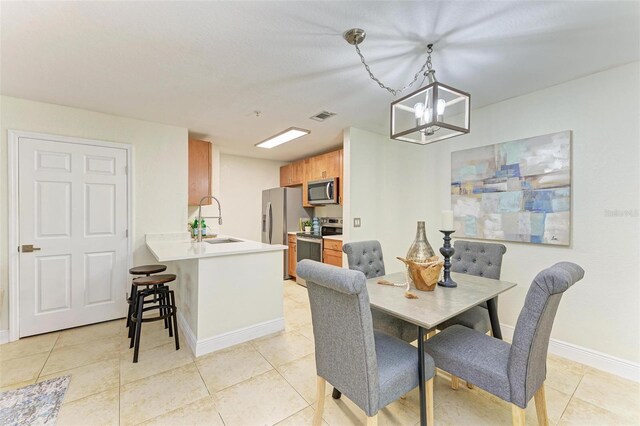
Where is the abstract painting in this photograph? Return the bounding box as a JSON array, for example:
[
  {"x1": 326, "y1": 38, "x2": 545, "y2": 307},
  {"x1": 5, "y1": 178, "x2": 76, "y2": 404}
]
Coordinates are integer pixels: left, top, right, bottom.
[{"x1": 451, "y1": 131, "x2": 571, "y2": 245}]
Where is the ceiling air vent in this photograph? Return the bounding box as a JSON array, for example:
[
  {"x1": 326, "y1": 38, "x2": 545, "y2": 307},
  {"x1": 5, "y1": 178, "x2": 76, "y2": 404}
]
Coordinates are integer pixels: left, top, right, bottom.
[{"x1": 309, "y1": 111, "x2": 336, "y2": 122}]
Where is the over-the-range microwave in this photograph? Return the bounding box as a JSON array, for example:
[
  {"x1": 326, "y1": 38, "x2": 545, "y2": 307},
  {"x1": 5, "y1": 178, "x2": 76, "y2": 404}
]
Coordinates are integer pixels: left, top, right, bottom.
[{"x1": 307, "y1": 178, "x2": 339, "y2": 205}]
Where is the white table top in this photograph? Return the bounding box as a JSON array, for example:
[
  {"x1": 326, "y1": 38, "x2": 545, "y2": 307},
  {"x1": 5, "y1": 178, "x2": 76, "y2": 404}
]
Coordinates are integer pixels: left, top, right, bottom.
[
  {"x1": 366, "y1": 271, "x2": 517, "y2": 330},
  {"x1": 146, "y1": 235, "x2": 287, "y2": 262}
]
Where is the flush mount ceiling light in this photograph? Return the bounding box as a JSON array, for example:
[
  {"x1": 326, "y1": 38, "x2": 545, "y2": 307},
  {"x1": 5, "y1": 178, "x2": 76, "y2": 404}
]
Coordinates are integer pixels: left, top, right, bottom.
[
  {"x1": 255, "y1": 127, "x2": 310, "y2": 149},
  {"x1": 344, "y1": 28, "x2": 470, "y2": 145}
]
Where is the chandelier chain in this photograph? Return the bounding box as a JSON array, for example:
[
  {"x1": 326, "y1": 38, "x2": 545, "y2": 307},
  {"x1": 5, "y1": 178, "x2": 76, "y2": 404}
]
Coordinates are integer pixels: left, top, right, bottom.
[{"x1": 354, "y1": 43, "x2": 433, "y2": 97}]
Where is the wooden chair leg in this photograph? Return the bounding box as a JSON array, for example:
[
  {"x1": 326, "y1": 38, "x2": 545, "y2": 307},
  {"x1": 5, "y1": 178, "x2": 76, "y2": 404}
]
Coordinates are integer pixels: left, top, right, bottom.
[
  {"x1": 466, "y1": 381, "x2": 474, "y2": 389},
  {"x1": 366, "y1": 414, "x2": 378, "y2": 426},
  {"x1": 313, "y1": 376, "x2": 326, "y2": 426},
  {"x1": 426, "y1": 330, "x2": 436, "y2": 339},
  {"x1": 451, "y1": 375, "x2": 459, "y2": 390},
  {"x1": 511, "y1": 404, "x2": 526, "y2": 426},
  {"x1": 426, "y1": 378, "x2": 434, "y2": 426},
  {"x1": 534, "y1": 384, "x2": 549, "y2": 426}
]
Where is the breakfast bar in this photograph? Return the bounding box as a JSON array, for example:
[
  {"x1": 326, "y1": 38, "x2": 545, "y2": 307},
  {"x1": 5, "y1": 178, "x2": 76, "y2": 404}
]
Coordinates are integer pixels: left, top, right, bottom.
[{"x1": 146, "y1": 233, "x2": 288, "y2": 357}]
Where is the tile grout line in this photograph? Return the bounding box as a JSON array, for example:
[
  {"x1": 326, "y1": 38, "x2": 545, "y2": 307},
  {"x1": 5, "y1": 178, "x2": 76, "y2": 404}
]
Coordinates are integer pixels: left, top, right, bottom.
[
  {"x1": 557, "y1": 373, "x2": 584, "y2": 424},
  {"x1": 35, "y1": 332, "x2": 61, "y2": 382}
]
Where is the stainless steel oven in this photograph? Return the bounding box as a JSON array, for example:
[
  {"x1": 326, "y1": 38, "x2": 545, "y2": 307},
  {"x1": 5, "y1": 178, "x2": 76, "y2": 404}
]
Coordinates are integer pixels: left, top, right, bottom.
[
  {"x1": 307, "y1": 178, "x2": 339, "y2": 205},
  {"x1": 295, "y1": 234, "x2": 323, "y2": 286}
]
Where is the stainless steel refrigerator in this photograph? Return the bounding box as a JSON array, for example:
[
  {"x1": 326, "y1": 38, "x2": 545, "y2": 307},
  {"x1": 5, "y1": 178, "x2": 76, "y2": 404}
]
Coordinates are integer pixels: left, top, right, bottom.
[{"x1": 261, "y1": 187, "x2": 310, "y2": 278}]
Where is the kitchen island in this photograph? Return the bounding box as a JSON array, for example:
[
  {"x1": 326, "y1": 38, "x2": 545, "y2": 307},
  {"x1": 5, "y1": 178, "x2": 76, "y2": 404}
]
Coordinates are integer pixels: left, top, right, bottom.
[{"x1": 146, "y1": 233, "x2": 287, "y2": 357}]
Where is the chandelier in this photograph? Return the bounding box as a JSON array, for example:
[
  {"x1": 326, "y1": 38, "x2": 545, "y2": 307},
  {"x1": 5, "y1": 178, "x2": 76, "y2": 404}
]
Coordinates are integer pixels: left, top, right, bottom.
[{"x1": 344, "y1": 28, "x2": 470, "y2": 145}]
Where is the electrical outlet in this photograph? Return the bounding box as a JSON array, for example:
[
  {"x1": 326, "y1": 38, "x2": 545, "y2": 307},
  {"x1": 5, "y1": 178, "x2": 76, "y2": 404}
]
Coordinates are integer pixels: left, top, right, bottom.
[{"x1": 354, "y1": 218, "x2": 361, "y2": 227}]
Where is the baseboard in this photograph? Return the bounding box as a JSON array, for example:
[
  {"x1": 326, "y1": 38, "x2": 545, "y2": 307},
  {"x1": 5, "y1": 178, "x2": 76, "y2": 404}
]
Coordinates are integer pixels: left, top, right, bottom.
[
  {"x1": 0, "y1": 329, "x2": 9, "y2": 345},
  {"x1": 177, "y1": 313, "x2": 285, "y2": 358},
  {"x1": 500, "y1": 323, "x2": 640, "y2": 382}
]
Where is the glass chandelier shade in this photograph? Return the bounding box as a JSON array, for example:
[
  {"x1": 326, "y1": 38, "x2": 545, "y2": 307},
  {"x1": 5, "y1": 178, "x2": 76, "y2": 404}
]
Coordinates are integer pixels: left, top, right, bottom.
[{"x1": 390, "y1": 81, "x2": 470, "y2": 145}]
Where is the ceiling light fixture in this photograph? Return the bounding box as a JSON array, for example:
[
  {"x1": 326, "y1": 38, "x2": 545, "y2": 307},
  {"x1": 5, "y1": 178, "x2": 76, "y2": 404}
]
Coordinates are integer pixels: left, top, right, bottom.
[
  {"x1": 344, "y1": 28, "x2": 470, "y2": 145},
  {"x1": 255, "y1": 127, "x2": 310, "y2": 149}
]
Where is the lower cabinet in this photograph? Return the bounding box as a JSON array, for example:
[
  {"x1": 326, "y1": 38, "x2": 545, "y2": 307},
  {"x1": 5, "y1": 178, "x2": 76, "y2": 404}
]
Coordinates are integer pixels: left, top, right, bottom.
[
  {"x1": 288, "y1": 235, "x2": 297, "y2": 278},
  {"x1": 323, "y1": 238, "x2": 343, "y2": 268}
]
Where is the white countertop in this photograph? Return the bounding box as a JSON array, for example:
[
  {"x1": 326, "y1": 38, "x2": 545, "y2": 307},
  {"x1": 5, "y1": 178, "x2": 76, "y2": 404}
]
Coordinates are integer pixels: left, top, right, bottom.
[
  {"x1": 323, "y1": 235, "x2": 343, "y2": 241},
  {"x1": 146, "y1": 234, "x2": 287, "y2": 262}
]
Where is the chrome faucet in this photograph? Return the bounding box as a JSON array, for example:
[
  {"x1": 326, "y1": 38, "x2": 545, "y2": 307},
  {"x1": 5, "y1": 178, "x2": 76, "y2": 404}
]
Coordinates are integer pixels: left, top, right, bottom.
[{"x1": 197, "y1": 195, "x2": 223, "y2": 242}]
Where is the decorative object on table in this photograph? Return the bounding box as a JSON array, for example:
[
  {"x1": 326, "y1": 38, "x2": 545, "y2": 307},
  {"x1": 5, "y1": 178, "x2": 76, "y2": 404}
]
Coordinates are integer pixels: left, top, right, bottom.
[
  {"x1": 405, "y1": 221, "x2": 435, "y2": 287},
  {"x1": 437, "y1": 230, "x2": 457, "y2": 288},
  {"x1": 0, "y1": 376, "x2": 70, "y2": 426},
  {"x1": 451, "y1": 130, "x2": 571, "y2": 245},
  {"x1": 312, "y1": 217, "x2": 320, "y2": 234},
  {"x1": 343, "y1": 28, "x2": 470, "y2": 145},
  {"x1": 397, "y1": 256, "x2": 443, "y2": 291},
  {"x1": 376, "y1": 277, "x2": 421, "y2": 299}
]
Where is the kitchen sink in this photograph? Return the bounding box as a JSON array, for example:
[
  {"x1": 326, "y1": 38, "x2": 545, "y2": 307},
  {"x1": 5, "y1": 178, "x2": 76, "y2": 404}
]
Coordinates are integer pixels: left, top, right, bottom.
[{"x1": 204, "y1": 238, "x2": 242, "y2": 245}]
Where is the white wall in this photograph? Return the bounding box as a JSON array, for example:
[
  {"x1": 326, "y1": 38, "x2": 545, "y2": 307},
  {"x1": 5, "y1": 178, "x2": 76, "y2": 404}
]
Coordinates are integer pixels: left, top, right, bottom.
[
  {"x1": 347, "y1": 61, "x2": 640, "y2": 367},
  {"x1": 345, "y1": 127, "x2": 437, "y2": 275},
  {"x1": 215, "y1": 153, "x2": 285, "y2": 241},
  {"x1": 0, "y1": 96, "x2": 188, "y2": 331}
]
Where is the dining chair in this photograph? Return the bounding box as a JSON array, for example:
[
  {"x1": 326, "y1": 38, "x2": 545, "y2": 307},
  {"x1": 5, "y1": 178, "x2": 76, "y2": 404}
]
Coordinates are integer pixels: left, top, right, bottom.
[
  {"x1": 424, "y1": 262, "x2": 585, "y2": 426},
  {"x1": 437, "y1": 240, "x2": 507, "y2": 334},
  {"x1": 343, "y1": 240, "x2": 418, "y2": 343},
  {"x1": 296, "y1": 259, "x2": 436, "y2": 426}
]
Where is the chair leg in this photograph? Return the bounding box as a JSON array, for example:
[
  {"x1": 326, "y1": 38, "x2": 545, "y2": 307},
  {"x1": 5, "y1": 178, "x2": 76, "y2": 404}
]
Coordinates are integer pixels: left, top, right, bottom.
[
  {"x1": 170, "y1": 290, "x2": 180, "y2": 350},
  {"x1": 451, "y1": 375, "x2": 459, "y2": 390},
  {"x1": 511, "y1": 404, "x2": 526, "y2": 426},
  {"x1": 313, "y1": 376, "x2": 326, "y2": 426},
  {"x1": 534, "y1": 384, "x2": 549, "y2": 426},
  {"x1": 426, "y1": 330, "x2": 436, "y2": 339},
  {"x1": 466, "y1": 381, "x2": 474, "y2": 389},
  {"x1": 133, "y1": 292, "x2": 145, "y2": 363},
  {"x1": 426, "y1": 377, "x2": 434, "y2": 426},
  {"x1": 366, "y1": 414, "x2": 378, "y2": 426}
]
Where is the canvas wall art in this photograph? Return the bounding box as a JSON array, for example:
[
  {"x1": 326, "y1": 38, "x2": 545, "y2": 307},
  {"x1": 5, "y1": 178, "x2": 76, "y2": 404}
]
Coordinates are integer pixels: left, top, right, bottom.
[{"x1": 451, "y1": 131, "x2": 571, "y2": 245}]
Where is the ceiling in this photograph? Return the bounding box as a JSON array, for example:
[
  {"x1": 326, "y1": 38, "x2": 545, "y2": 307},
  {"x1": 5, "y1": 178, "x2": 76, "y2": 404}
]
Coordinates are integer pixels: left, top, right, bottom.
[{"x1": 1, "y1": 1, "x2": 639, "y2": 161}]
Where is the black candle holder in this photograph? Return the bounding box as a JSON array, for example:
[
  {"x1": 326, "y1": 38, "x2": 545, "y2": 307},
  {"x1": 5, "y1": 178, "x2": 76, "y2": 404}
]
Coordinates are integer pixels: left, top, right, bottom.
[{"x1": 437, "y1": 230, "x2": 457, "y2": 288}]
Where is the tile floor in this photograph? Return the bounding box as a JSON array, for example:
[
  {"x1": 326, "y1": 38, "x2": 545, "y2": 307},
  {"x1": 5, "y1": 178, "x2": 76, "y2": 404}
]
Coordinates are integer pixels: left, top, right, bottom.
[{"x1": 1, "y1": 279, "x2": 639, "y2": 425}]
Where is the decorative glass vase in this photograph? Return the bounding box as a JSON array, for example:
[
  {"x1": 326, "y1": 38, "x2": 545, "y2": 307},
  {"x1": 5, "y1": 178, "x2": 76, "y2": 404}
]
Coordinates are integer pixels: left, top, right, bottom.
[{"x1": 405, "y1": 221, "x2": 435, "y2": 286}]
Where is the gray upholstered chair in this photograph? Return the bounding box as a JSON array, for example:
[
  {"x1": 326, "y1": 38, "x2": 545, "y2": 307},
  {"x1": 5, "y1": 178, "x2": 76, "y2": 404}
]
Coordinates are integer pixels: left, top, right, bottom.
[
  {"x1": 437, "y1": 240, "x2": 507, "y2": 334},
  {"x1": 343, "y1": 240, "x2": 418, "y2": 343},
  {"x1": 296, "y1": 259, "x2": 435, "y2": 426},
  {"x1": 425, "y1": 262, "x2": 584, "y2": 426}
]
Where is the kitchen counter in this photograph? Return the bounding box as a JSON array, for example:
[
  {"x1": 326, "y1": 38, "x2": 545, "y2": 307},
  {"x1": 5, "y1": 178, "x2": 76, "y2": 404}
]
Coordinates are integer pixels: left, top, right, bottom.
[
  {"x1": 145, "y1": 233, "x2": 286, "y2": 357},
  {"x1": 146, "y1": 235, "x2": 287, "y2": 262},
  {"x1": 323, "y1": 235, "x2": 343, "y2": 241}
]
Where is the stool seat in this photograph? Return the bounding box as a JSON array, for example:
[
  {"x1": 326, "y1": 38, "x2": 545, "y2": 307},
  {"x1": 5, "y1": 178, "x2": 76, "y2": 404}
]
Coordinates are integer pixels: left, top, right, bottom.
[
  {"x1": 132, "y1": 274, "x2": 176, "y2": 286},
  {"x1": 129, "y1": 264, "x2": 167, "y2": 275}
]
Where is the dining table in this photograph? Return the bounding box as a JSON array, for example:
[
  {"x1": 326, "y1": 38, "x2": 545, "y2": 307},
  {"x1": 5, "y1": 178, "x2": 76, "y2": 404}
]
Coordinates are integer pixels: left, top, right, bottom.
[{"x1": 366, "y1": 270, "x2": 517, "y2": 426}]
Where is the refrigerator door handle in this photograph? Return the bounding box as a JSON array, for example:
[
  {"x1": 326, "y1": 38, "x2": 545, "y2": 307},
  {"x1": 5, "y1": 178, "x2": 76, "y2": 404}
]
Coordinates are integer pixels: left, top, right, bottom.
[{"x1": 268, "y1": 202, "x2": 273, "y2": 244}]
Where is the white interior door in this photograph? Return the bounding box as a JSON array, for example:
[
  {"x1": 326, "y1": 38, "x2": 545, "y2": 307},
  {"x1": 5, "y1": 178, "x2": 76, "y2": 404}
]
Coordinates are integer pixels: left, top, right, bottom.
[{"x1": 18, "y1": 136, "x2": 129, "y2": 337}]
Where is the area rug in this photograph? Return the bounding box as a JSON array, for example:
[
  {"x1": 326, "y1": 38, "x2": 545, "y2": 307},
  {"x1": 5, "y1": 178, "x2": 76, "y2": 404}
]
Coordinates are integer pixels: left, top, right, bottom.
[{"x1": 0, "y1": 376, "x2": 70, "y2": 426}]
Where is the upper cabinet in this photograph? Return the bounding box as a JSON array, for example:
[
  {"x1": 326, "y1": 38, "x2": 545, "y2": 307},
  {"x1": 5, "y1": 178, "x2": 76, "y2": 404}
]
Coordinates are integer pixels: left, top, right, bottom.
[
  {"x1": 280, "y1": 160, "x2": 304, "y2": 187},
  {"x1": 188, "y1": 139, "x2": 212, "y2": 206},
  {"x1": 280, "y1": 148, "x2": 343, "y2": 207}
]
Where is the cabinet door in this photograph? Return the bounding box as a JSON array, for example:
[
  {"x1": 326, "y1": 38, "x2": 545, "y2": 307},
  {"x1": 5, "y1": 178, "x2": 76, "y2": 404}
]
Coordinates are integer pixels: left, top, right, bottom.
[
  {"x1": 288, "y1": 239, "x2": 297, "y2": 277},
  {"x1": 291, "y1": 160, "x2": 304, "y2": 185},
  {"x1": 325, "y1": 150, "x2": 341, "y2": 178},
  {"x1": 323, "y1": 249, "x2": 343, "y2": 267},
  {"x1": 188, "y1": 139, "x2": 212, "y2": 205},
  {"x1": 280, "y1": 164, "x2": 292, "y2": 187}
]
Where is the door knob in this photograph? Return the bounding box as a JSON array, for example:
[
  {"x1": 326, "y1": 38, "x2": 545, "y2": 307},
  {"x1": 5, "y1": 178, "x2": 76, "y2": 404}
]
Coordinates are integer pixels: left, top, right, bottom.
[{"x1": 20, "y1": 245, "x2": 41, "y2": 253}]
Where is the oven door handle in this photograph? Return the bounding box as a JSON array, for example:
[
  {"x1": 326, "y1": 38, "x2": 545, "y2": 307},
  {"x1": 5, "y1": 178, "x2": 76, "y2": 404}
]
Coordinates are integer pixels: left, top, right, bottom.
[{"x1": 297, "y1": 237, "x2": 322, "y2": 244}]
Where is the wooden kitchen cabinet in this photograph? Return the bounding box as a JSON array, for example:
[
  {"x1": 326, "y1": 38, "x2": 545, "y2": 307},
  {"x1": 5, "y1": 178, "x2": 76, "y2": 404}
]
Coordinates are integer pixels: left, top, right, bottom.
[
  {"x1": 188, "y1": 139, "x2": 212, "y2": 206},
  {"x1": 288, "y1": 234, "x2": 297, "y2": 278},
  {"x1": 280, "y1": 160, "x2": 304, "y2": 187},
  {"x1": 305, "y1": 150, "x2": 341, "y2": 181},
  {"x1": 323, "y1": 238, "x2": 343, "y2": 268}
]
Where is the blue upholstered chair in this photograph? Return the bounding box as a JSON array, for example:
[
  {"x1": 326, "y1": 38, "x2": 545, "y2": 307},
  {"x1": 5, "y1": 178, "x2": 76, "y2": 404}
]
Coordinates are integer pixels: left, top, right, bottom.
[
  {"x1": 296, "y1": 259, "x2": 436, "y2": 426},
  {"x1": 343, "y1": 240, "x2": 418, "y2": 343},
  {"x1": 425, "y1": 262, "x2": 585, "y2": 426},
  {"x1": 437, "y1": 240, "x2": 507, "y2": 334}
]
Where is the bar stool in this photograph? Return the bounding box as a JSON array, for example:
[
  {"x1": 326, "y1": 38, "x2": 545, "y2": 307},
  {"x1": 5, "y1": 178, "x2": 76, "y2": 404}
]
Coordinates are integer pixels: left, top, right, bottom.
[
  {"x1": 129, "y1": 274, "x2": 179, "y2": 363},
  {"x1": 126, "y1": 265, "x2": 167, "y2": 332}
]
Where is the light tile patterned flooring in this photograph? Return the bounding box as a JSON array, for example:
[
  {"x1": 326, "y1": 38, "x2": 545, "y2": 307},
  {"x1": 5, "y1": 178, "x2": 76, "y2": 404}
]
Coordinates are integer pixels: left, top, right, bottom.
[{"x1": 1, "y1": 279, "x2": 639, "y2": 425}]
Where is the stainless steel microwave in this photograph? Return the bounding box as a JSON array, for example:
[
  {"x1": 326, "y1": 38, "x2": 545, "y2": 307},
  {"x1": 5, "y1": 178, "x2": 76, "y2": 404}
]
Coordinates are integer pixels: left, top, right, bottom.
[{"x1": 307, "y1": 178, "x2": 339, "y2": 205}]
